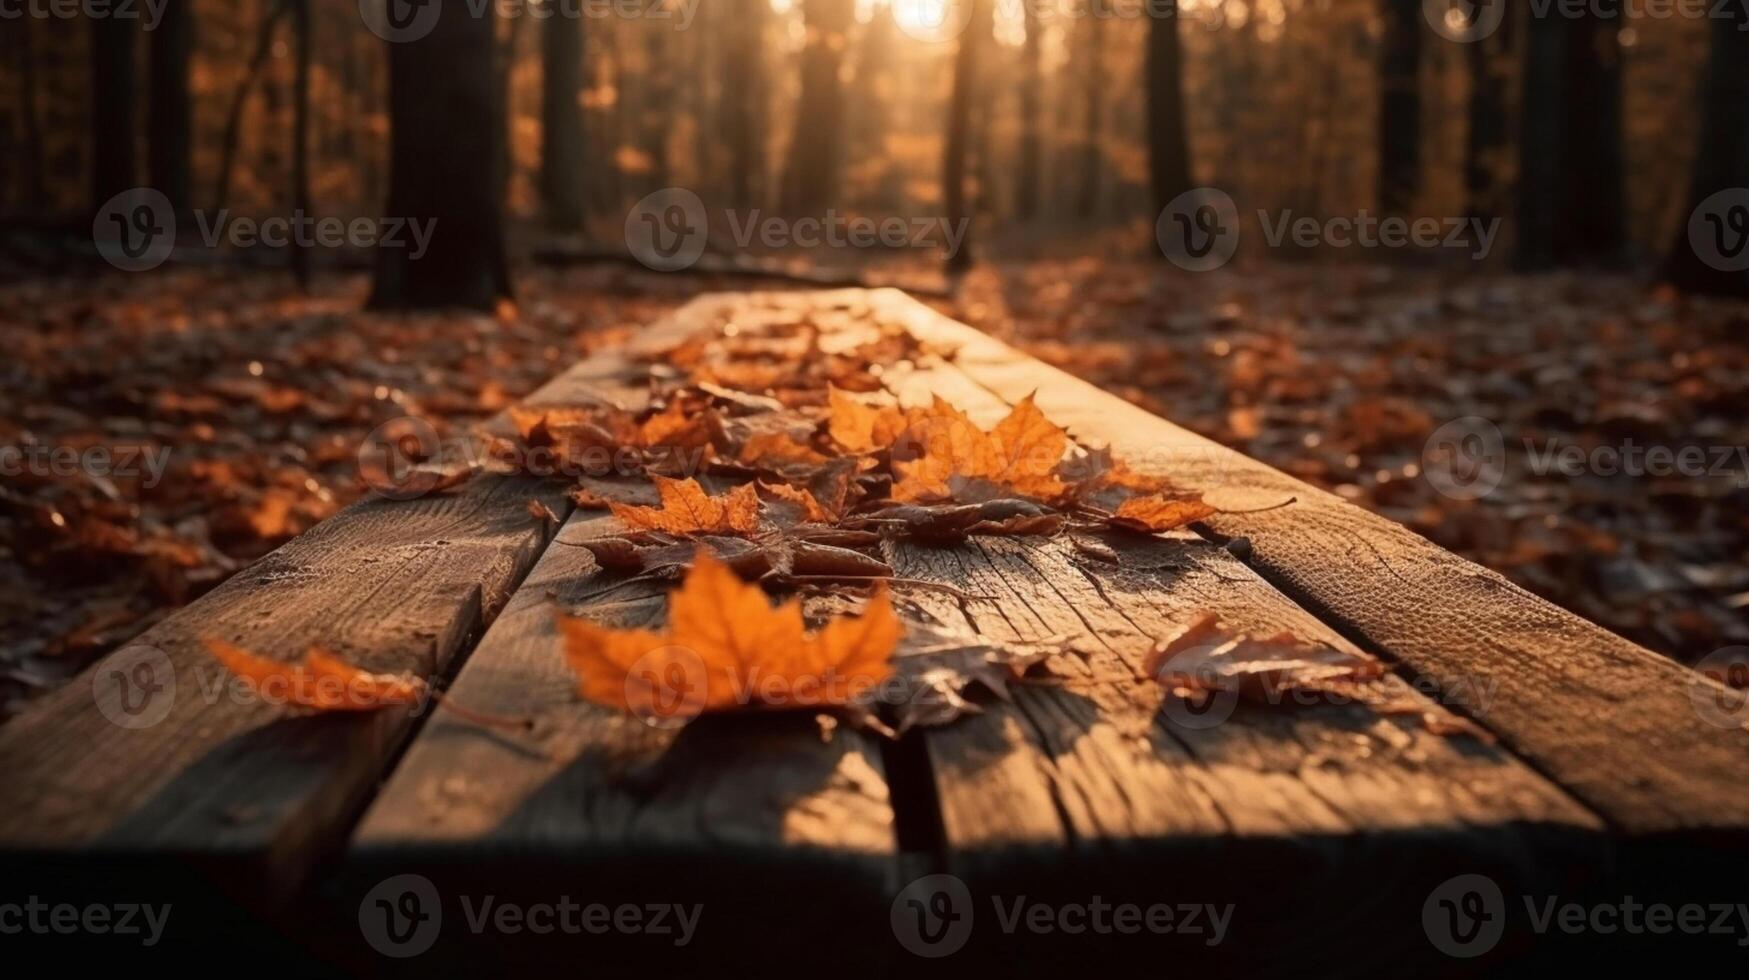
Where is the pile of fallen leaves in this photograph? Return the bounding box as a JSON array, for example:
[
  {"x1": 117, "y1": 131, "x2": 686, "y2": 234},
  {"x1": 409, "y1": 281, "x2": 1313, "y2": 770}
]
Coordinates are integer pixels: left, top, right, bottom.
[{"x1": 0, "y1": 265, "x2": 692, "y2": 718}]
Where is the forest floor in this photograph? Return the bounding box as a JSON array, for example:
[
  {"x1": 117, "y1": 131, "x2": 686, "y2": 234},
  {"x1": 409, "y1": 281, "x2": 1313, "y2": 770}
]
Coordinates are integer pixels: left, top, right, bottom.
[{"x1": 4, "y1": 259, "x2": 1747, "y2": 718}]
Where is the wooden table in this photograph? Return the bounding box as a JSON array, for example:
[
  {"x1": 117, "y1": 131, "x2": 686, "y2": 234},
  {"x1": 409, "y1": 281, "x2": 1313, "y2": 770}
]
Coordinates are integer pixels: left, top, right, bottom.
[{"x1": 3, "y1": 290, "x2": 1746, "y2": 975}]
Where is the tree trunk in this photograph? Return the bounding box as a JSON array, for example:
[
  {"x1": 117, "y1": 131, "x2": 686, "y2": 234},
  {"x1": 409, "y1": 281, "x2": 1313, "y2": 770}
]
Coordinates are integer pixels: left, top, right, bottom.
[
  {"x1": 290, "y1": 0, "x2": 312, "y2": 287},
  {"x1": 149, "y1": 0, "x2": 192, "y2": 209},
  {"x1": 1014, "y1": 0, "x2": 1042, "y2": 222},
  {"x1": 369, "y1": 0, "x2": 512, "y2": 310},
  {"x1": 1665, "y1": 5, "x2": 1749, "y2": 296},
  {"x1": 541, "y1": 5, "x2": 587, "y2": 230},
  {"x1": 719, "y1": 0, "x2": 767, "y2": 209},
  {"x1": 781, "y1": 0, "x2": 854, "y2": 215},
  {"x1": 643, "y1": 25, "x2": 671, "y2": 192},
  {"x1": 13, "y1": 16, "x2": 46, "y2": 208},
  {"x1": 944, "y1": 0, "x2": 991, "y2": 273},
  {"x1": 1146, "y1": 0, "x2": 1194, "y2": 217},
  {"x1": 88, "y1": 13, "x2": 138, "y2": 212},
  {"x1": 1516, "y1": 8, "x2": 1625, "y2": 268},
  {"x1": 1076, "y1": 7, "x2": 1105, "y2": 218},
  {"x1": 1463, "y1": 13, "x2": 1512, "y2": 226},
  {"x1": 1555, "y1": 11, "x2": 1624, "y2": 263},
  {"x1": 1378, "y1": 0, "x2": 1421, "y2": 214},
  {"x1": 216, "y1": 0, "x2": 291, "y2": 211}
]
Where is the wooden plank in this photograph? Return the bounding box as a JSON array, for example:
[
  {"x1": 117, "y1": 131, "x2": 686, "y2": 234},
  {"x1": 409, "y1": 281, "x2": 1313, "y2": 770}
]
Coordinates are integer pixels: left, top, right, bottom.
[
  {"x1": 342, "y1": 512, "x2": 897, "y2": 970},
  {"x1": 864, "y1": 286, "x2": 1749, "y2": 838},
  {"x1": 862, "y1": 350, "x2": 1606, "y2": 967},
  {"x1": 0, "y1": 313, "x2": 701, "y2": 901},
  {"x1": 0, "y1": 475, "x2": 568, "y2": 899},
  {"x1": 342, "y1": 299, "x2": 897, "y2": 969}
]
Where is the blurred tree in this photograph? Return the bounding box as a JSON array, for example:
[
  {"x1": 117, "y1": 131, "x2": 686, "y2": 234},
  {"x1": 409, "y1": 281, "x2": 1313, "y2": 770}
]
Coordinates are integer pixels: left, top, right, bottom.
[
  {"x1": 88, "y1": 11, "x2": 137, "y2": 212},
  {"x1": 1518, "y1": 8, "x2": 1624, "y2": 268},
  {"x1": 216, "y1": 0, "x2": 292, "y2": 210},
  {"x1": 1076, "y1": 3, "x2": 1105, "y2": 217},
  {"x1": 944, "y1": 0, "x2": 992, "y2": 273},
  {"x1": 148, "y1": 0, "x2": 192, "y2": 208},
  {"x1": 1014, "y1": 0, "x2": 1042, "y2": 222},
  {"x1": 1665, "y1": 5, "x2": 1749, "y2": 297},
  {"x1": 1146, "y1": 0, "x2": 1194, "y2": 217},
  {"x1": 1463, "y1": 7, "x2": 1512, "y2": 227},
  {"x1": 719, "y1": 0, "x2": 768, "y2": 209},
  {"x1": 370, "y1": 0, "x2": 511, "y2": 309},
  {"x1": 1378, "y1": 0, "x2": 1421, "y2": 214},
  {"x1": 542, "y1": 4, "x2": 586, "y2": 230},
  {"x1": 782, "y1": 0, "x2": 854, "y2": 215},
  {"x1": 11, "y1": 18, "x2": 46, "y2": 208},
  {"x1": 290, "y1": 0, "x2": 311, "y2": 287}
]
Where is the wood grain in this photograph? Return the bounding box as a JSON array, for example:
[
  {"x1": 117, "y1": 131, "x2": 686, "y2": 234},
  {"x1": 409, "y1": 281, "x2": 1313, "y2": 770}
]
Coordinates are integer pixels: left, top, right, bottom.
[
  {"x1": 865, "y1": 286, "x2": 1749, "y2": 838},
  {"x1": 0, "y1": 475, "x2": 568, "y2": 894}
]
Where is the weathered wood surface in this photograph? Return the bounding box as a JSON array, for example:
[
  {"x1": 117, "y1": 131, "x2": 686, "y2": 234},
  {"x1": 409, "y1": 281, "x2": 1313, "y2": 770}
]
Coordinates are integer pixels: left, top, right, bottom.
[
  {"x1": 861, "y1": 287, "x2": 1749, "y2": 839},
  {"x1": 345, "y1": 291, "x2": 1608, "y2": 970},
  {"x1": 0, "y1": 475, "x2": 565, "y2": 884}
]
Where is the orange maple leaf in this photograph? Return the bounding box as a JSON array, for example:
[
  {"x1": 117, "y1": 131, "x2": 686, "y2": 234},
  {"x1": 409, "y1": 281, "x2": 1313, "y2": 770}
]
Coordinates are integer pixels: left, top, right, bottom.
[
  {"x1": 891, "y1": 394, "x2": 1070, "y2": 503},
  {"x1": 827, "y1": 386, "x2": 912, "y2": 454},
  {"x1": 609, "y1": 477, "x2": 761, "y2": 536},
  {"x1": 1110, "y1": 495, "x2": 1217, "y2": 533},
  {"x1": 557, "y1": 550, "x2": 901, "y2": 722},
  {"x1": 205, "y1": 639, "x2": 425, "y2": 711}
]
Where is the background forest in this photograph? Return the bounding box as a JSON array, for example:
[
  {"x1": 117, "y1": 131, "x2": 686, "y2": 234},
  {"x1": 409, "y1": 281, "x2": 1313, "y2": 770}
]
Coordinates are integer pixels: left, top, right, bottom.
[{"x1": 2, "y1": 0, "x2": 1748, "y2": 717}]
